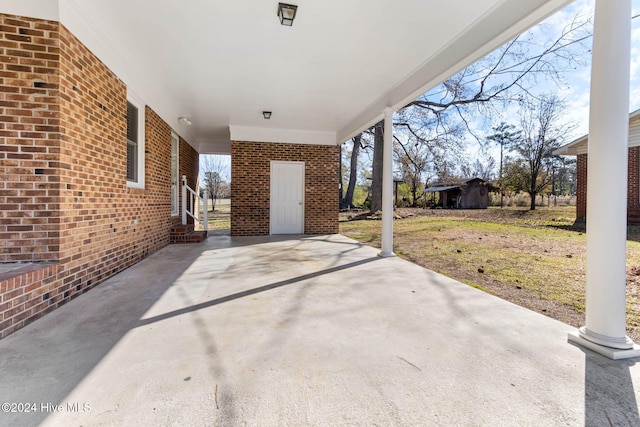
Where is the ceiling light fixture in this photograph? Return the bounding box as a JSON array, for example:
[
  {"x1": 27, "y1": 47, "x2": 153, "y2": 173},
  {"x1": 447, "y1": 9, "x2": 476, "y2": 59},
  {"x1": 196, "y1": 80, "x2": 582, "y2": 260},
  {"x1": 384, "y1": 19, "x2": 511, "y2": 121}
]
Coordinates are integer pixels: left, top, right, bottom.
[
  {"x1": 263, "y1": 111, "x2": 272, "y2": 119},
  {"x1": 277, "y1": 3, "x2": 298, "y2": 26},
  {"x1": 178, "y1": 117, "x2": 192, "y2": 126}
]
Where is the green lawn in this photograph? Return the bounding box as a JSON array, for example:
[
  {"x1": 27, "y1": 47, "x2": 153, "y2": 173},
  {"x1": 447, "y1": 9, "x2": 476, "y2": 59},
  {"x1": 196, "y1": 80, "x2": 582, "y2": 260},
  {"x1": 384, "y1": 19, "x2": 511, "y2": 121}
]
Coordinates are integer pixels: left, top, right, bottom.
[
  {"x1": 340, "y1": 206, "x2": 640, "y2": 341},
  {"x1": 199, "y1": 198, "x2": 230, "y2": 230}
]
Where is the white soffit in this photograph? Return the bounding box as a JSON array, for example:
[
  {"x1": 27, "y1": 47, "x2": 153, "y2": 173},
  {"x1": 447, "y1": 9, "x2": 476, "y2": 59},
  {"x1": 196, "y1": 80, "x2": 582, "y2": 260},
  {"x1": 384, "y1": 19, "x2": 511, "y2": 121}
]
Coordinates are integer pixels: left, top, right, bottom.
[
  {"x1": 2, "y1": 0, "x2": 573, "y2": 152},
  {"x1": 1, "y1": 0, "x2": 59, "y2": 21},
  {"x1": 553, "y1": 136, "x2": 587, "y2": 155}
]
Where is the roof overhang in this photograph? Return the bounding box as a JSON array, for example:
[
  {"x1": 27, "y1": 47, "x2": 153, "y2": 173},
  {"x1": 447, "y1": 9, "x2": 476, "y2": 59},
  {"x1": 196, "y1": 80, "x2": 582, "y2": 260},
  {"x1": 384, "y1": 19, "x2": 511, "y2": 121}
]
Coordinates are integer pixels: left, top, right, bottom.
[
  {"x1": 553, "y1": 135, "x2": 588, "y2": 156},
  {"x1": 553, "y1": 108, "x2": 640, "y2": 156},
  {"x1": 2, "y1": 0, "x2": 574, "y2": 154},
  {"x1": 424, "y1": 186, "x2": 461, "y2": 193}
]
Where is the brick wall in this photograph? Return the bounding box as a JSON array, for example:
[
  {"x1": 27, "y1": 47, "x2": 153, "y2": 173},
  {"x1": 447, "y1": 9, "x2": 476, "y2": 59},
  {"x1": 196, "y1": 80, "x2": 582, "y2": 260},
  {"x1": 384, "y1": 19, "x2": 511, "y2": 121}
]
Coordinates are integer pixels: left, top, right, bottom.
[
  {"x1": 628, "y1": 146, "x2": 640, "y2": 208},
  {"x1": 231, "y1": 141, "x2": 339, "y2": 236},
  {"x1": 179, "y1": 136, "x2": 199, "y2": 225},
  {"x1": 0, "y1": 15, "x2": 61, "y2": 262},
  {"x1": 0, "y1": 15, "x2": 199, "y2": 339},
  {"x1": 576, "y1": 153, "x2": 587, "y2": 221},
  {"x1": 180, "y1": 136, "x2": 199, "y2": 190},
  {"x1": 576, "y1": 149, "x2": 640, "y2": 225}
]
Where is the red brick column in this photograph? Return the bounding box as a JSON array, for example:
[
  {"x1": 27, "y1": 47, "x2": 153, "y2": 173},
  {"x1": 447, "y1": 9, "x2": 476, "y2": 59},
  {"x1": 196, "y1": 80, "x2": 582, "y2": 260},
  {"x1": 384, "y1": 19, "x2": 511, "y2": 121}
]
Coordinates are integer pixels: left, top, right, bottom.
[
  {"x1": 627, "y1": 146, "x2": 640, "y2": 224},
  {"x1": 576, "y1": 153, "x2": 588, "y2": 221},
  {"x1": 628, "y1": 147, "x2": 639, "y2": 207}
]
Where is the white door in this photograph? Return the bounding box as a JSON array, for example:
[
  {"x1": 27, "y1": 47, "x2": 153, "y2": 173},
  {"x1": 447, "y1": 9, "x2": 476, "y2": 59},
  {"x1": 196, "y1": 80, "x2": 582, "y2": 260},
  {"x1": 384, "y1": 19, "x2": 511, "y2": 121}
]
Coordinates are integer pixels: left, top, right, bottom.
[{"x1": 270, "y1": 161, "x2": 304, "y2": 234}]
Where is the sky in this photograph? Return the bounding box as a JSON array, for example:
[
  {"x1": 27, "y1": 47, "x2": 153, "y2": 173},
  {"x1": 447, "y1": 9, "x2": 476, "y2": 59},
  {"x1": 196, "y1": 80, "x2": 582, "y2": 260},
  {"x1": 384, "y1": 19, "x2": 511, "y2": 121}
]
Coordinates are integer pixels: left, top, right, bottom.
[
  {"x1": 459, "y1": 0, "x2": 640, "y2": 166},
  {"x1": 203, "y1": 0, "x2": 640, "y2": 182},
  {"x1": 538, "y1": 0, "x2": 640, "y2": 140}
]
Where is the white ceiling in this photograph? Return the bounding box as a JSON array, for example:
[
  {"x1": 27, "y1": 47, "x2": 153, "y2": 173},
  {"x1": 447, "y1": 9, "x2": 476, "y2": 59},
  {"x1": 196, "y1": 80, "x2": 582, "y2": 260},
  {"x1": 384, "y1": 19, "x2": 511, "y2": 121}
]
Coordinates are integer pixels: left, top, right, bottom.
[{"x1": 3, "y1": 0, "x2": 573, "y2": 153}]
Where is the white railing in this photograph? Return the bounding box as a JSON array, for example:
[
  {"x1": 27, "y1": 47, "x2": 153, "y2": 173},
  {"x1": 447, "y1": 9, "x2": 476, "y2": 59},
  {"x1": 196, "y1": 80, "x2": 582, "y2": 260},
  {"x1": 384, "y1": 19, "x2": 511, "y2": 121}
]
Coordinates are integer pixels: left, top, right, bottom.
[{"x1": 182, "y1": 175, "x2": 208, "y2": 231}]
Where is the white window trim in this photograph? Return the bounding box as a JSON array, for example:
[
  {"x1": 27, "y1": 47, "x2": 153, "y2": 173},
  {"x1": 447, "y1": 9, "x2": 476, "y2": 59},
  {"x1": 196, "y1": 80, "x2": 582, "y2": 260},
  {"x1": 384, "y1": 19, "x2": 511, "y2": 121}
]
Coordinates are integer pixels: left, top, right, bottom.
[
  {"x1": 126, "y1": 91, "x2": 145, "y2": 189},
  {"x1": 170, "y1": 131, "x2": 180, "y2": 216}
]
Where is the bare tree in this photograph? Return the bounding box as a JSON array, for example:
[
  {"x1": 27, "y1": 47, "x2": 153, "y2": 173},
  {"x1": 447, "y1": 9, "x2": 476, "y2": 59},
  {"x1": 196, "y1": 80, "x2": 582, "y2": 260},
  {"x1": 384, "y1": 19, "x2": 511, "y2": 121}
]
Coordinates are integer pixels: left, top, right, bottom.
[
  {"x1": 460, "y1": 155, "x2": 497, "y2": 182},
  {"x1": 403, "y1": 13, "x2": 591, "y2": 127},
  {"x1": 513, "y1": 95, "x2": 568, "y2": 210},
  {"x1": 394, "y1": 139, "x2": 430, "y2": 207},
  {"x1": 357, "y1": 12, "x2": 591, "y2": 212},
  {"x1": 392, "y1": 110, "x2": 456, "y2": 206},
  {"x1": 200, "y1": 155, "x2": 229, "y2": 212}
]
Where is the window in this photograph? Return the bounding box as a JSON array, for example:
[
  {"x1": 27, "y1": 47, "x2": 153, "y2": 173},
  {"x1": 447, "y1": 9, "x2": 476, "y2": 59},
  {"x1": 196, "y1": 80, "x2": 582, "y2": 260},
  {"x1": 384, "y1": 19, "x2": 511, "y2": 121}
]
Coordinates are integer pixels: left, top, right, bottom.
[
  {"x1": 126, "y1": 94, "x2": 145, "y2": 188},
  {"x1": 126, "y1": 101, "x2": 138, "y2": 181}
]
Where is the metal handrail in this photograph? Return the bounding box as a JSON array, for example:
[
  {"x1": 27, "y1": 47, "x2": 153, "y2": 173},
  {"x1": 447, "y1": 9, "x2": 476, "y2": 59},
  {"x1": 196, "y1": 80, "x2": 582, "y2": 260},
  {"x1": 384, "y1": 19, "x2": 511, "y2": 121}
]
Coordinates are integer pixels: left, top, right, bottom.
[{"x1": 181, "y1": 175, "x2": 208, "y2": 231}]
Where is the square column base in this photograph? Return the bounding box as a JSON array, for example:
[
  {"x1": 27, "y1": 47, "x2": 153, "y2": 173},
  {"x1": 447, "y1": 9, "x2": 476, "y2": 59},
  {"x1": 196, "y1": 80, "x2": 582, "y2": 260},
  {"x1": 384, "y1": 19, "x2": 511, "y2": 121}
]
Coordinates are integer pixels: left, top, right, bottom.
[
  {"x1": 568, "y1": 331, "x2": 640, "y2": 360},
  {"x1": 378, "y1": 251, "x2": 396, "y2": 258}
]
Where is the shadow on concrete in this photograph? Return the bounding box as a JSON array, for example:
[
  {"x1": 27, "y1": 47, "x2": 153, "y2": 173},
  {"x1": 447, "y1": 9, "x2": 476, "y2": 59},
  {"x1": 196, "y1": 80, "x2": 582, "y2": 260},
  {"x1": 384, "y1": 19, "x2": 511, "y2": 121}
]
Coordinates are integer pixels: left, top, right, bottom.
[
  {"x1": 0, "y1": 234, "x2": 376, "y2": 426},
  {"x1": 0, "y1": 243, "x2": 215, "y2": 427},
  {"x1": 136, "y1": 256, "x2": 380, "y2": 328},
  {"x1": 568, "y1": 343, "x2": 640, "y2": 426}
]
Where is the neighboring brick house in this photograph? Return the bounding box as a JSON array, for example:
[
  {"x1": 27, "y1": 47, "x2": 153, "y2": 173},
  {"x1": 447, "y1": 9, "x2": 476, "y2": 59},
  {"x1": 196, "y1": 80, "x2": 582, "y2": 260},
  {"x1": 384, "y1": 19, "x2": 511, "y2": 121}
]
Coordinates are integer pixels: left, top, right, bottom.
[
  {"x1": 553, "y1": 109, "x2": 640, "y2": 224},
  {"x1": 0, "y1": 15, "x2": 202, "y2": 338}
]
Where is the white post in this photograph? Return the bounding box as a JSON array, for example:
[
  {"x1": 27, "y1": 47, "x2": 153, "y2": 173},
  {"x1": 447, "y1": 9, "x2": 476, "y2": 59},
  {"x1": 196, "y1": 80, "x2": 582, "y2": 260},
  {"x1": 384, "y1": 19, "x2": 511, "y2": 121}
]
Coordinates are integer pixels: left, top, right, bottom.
[
  {"x1": 203, "y1": 188, "x2": 208, "y2": 231},
  {"x1": 568, "y1": 0, "x2": 640, "y2": 358},
  {"x1": 181, "y1": 175, "x2": 187, "y2": 225},
  {"x1": 380, "y1": 108, "x2": 395, "y2": 257}
]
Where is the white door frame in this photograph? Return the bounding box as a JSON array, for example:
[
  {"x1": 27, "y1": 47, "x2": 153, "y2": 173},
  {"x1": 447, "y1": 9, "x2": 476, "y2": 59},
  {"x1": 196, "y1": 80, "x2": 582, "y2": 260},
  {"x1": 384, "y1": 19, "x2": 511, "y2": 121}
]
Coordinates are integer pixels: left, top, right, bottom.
[{"x1": 270, "y1": 160, "x2": 305, "y2": 234}]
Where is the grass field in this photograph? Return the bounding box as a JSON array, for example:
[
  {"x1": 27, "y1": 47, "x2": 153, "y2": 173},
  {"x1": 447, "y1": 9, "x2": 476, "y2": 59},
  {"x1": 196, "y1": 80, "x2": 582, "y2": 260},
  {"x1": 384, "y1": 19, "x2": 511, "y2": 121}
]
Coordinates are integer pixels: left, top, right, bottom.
[
  {"x1": 340, "y1": 206, "x2": 640, "y2": 342},
  {"x1": 202, "y1": 198, "x2": 231, "y2": 230}
]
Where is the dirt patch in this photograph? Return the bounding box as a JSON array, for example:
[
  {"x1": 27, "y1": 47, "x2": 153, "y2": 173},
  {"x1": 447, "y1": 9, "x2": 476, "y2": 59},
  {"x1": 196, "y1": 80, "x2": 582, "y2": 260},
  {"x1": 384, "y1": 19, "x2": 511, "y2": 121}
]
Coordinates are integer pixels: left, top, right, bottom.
[{"x1": 347, "y1": 209, "x2": 417, "y2": 221}]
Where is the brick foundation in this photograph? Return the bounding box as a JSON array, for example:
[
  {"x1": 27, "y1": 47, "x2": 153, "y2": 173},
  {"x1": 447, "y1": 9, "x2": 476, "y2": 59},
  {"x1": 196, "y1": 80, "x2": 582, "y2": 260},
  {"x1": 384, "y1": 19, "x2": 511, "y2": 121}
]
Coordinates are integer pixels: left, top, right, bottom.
[
  {"x1": 231, "y1": 141, "x2": 339, "y2": 236},
  {"x1": 0, "y1": 14, "x2": 199, "y2": 339}
]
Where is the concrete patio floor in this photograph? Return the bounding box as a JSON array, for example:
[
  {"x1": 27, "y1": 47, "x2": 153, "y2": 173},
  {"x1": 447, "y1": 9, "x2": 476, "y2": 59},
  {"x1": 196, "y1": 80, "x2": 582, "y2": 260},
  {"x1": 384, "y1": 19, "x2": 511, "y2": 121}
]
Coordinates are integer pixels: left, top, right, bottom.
[{"x1": 0, "y1": 233, "x2": 638, "y2": 426}]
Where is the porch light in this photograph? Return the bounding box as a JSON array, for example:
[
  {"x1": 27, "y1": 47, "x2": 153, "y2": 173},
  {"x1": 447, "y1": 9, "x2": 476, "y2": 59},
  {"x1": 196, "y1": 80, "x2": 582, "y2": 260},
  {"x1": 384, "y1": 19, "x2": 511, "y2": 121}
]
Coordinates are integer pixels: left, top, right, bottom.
[
  {"x1": 263, "y1": 111, "x2": 272, "y2": 119},
  {"x1": 277, "y1": 3, "x2": 297, "y2": 26},
  {"x1": 178, "y1": 117, "x2": 192, "y2": 126}
]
